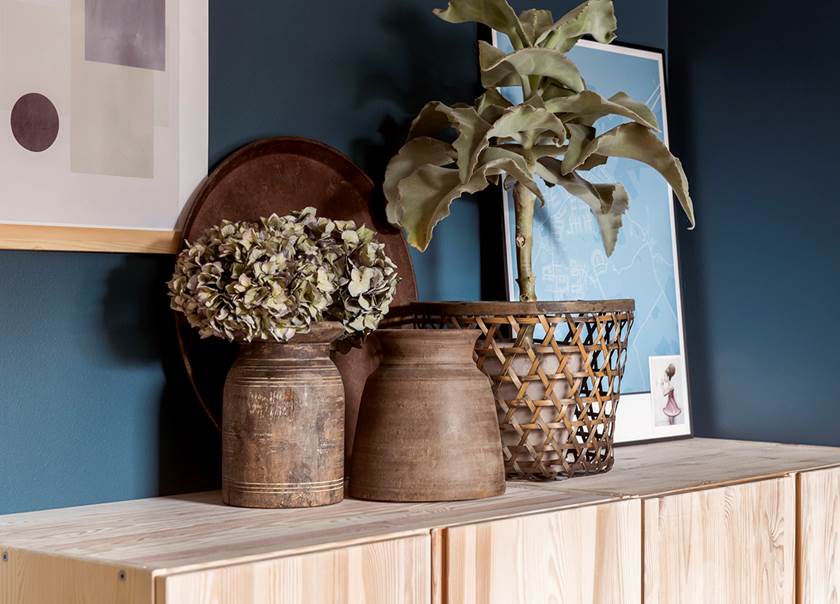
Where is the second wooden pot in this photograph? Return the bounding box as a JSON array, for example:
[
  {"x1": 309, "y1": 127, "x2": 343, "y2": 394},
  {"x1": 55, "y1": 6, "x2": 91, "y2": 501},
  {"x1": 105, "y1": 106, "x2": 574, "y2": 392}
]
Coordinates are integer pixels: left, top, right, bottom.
[{"x1": 349, "y1": 329, "x2": 505, "y2": 502}]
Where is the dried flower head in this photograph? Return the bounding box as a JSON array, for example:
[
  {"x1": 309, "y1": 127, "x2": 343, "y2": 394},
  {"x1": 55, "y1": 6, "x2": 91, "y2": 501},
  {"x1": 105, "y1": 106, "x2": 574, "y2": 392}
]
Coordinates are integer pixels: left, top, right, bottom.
[{"x1": 168, "y1": 208, "x2": 399, "y2": 345}]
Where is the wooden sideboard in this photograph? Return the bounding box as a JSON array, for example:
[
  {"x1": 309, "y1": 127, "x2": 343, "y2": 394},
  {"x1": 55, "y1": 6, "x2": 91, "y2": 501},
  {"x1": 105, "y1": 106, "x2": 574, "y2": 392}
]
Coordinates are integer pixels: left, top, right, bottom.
[{"x1": 1, "y1": 438, "x2": 839, "y2": 604}]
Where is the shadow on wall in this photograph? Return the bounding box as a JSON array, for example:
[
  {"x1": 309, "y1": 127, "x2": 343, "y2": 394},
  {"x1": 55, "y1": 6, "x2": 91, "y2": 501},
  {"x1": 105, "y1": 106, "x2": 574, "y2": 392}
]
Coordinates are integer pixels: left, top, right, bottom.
[
  {"x1": 102, "y1": 255, "x2": 221, "y2": 496},
  {"x1": 349, "y1": 4, "x2": 479, "y2": 191},
  {"x1": 349, "y1": 4, "x2": 491, "y2": 302}
]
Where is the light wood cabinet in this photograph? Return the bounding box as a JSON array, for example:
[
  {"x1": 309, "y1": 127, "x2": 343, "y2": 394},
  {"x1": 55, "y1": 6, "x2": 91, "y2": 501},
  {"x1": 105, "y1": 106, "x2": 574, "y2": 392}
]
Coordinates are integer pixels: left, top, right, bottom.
[
  {"x1": 644, "y1": 477, "x2": 796, "y2": 604},
  {"x1": 444, "y1": 500, "x2": 641, "y2": 604},
  {"x1": 156, "y1": 535, "x2": 430, "y2": 604},
  {"x1": 797, "y1": 466, "x2": 840, "y2": 604},
  {"x1": 2, "y1": 438, "x2": 840, "y2": 604}
]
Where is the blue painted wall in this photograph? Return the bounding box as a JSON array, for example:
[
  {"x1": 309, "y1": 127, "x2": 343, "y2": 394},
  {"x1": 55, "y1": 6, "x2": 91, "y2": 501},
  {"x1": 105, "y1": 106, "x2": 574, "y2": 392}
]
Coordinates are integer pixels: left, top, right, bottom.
[
  {"x1": 669, "y1": 2, "x2": 840, "y2": 445},
  {"x1": 0, "y1": 0, "x2": 667, "y2": 514}
]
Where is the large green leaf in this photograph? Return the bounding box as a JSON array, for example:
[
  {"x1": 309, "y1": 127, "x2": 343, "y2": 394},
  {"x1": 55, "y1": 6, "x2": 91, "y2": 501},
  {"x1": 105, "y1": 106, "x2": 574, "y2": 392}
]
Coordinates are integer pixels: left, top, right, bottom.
[
  {"x1": 590, "y1": 190, "x2": 629, "y2": 255},
  {"x1": 488, "y1": 104, "x2": 567, "y2": 148},
  {"x1": 383, "y1": 137, "x2": 456, "y2": 224},
  {"x1": 545, "y1": 90, "x2": 659, "y2": 130},
  {"x1": 475, "y1": 88, "x2": 512, "y2": 123},
  {"x1": 407, "y1": 101, "x2": 492, "y2": 182},
  {"x1": 519, "y1": 8, "x2": 554, "y2": 43},
  {"x1": 496, "y1": 142, "x2": 567, "y2": 160},
  {"x1": 560, "y1": 123, "x2": 596, "y2": 174},
  {"x1": 537, "y1": 0, "x2": 618, "y2": 52},
  {"x1": 480, "y1": 146, "x2": 544, "y2": 201},
  {"x1": 537, "y1": 157, "x2": 629, "y2": 254},
  {"x1": 406, "y1": 101, "x2": 451, "y2": 139},
  {"x1": 434, "y1": 0, "x2": 531, "y2": 48},
  {"x1": 395, "y1": 165, "x2": 491, "y2": 251},
  {"x1": 392, "y1": 144, "x2": 551, "y2": 252},
  {"x1": 479, "y1": 41, "x2": 585, "y2": 92},
  {"x1": 563, "y1": 122, "x2": 695, "y2": 226},
  {"x1": 542, "y1": 84, "x2": 577, "y2": 102}
]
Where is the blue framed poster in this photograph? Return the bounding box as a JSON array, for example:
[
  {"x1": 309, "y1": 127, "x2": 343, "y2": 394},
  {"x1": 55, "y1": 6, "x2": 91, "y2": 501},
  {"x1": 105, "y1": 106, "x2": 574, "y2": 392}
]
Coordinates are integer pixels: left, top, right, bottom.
[{"x1": 494, "y1": 32, "x2": 691, "y2": 442}]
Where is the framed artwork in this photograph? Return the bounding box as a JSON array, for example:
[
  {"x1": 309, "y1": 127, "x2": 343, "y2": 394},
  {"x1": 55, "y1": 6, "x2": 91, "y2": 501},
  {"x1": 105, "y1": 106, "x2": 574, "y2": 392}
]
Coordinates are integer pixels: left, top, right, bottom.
[
  {"x1": 493, "y1": 32, "x2": 692, "y2": 443},
  {"x1": 0, "y1": 0, "x2": 208, "y2": 253}
]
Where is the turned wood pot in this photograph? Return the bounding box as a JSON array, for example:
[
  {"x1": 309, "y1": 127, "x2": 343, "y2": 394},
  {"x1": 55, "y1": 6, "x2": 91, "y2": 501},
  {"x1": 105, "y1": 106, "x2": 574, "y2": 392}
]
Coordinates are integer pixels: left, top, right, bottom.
[
  {"x1": 349, "y1": 329, "x2": 505, "y2": 502},
  {"x1": 222, "y1": 322, "x2": 345, "y2": 508}
]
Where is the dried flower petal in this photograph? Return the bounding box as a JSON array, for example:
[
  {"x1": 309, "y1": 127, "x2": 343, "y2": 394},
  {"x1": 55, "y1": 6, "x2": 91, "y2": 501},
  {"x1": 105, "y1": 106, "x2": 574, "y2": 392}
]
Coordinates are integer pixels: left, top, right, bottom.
[{"x1": 168, "y1": 208, "x2": 400, "y2": 345}]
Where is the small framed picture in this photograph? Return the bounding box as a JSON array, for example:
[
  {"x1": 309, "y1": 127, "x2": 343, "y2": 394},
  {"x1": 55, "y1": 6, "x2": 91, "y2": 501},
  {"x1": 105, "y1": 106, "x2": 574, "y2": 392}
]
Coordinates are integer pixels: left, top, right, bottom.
[{"x1": 648, "y1": 355, "x2": 690, "y2": 437}]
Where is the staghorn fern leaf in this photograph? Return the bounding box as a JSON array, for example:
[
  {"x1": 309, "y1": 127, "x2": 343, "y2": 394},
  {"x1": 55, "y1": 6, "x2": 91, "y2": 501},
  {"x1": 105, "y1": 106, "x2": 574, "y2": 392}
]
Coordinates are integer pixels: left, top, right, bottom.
[
  {"x1": 383, "y1": 0, "x2": 694, "y2": 270},
  {"x1": 479, "y1": 41, "x2": 585, "y2": 92},
  {"x1": 383, "y1": 137, "x2": 456, "y2": 224},
  {"x1": 407, "y1": 102, "x2": 492, "y2": 182},
  {"x1": 536, "y1": 157, "x2": 628, "y2": 255},
  {"x1": 434, "y1": 0, "x2": 531, "y2": 48},
  {"x1": 545, "y1": 90, "x2": 659, "y2": 130},
  {"x1": 518, "y1": 8, "x2": 555, "y2": 43},
  {"x1": 562, "y1": 122, "x2": 695, "y2": 227},
  {"x1": 536, "y1": 0, "x2": 618, "y2": 51}
]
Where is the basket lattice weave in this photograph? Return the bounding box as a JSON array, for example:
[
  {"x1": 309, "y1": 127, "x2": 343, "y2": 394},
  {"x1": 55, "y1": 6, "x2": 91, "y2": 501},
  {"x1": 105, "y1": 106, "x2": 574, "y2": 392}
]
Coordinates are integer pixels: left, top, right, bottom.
[{"x1": 383, "y1": 301, "x2": 635, "y2": 479}]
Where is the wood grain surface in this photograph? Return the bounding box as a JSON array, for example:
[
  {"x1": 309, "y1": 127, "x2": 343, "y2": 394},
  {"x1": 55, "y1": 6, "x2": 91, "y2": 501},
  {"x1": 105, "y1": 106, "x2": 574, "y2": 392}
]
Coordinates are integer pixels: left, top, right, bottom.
[
  {"x1": 797, "y1": 467, "x2": 840, "y2": 603},
  {"x1": 0, "y1": 548, "x2": 152, "y2": 604},
  {"x1": 444, "y1": 500, "x2": 641, "y2": 604},
  {"x1": 156, "y1": 535, "x2": 430, "y2": 604},
  {"x1": 0, "y1": 486, "x2": 614, "y2": 574},
  {"x1": 0, "y1": 439, "x2": 840, "y2": 588},
  {"x1": 0, "y1": 224, "x2": 179, "y2": 253},
  {"x1": 644, "y1": 476, "x2": 796, "y2": 604},
  {"x1": 538, "y1": 437, "x2": 840, "y2": 498}
]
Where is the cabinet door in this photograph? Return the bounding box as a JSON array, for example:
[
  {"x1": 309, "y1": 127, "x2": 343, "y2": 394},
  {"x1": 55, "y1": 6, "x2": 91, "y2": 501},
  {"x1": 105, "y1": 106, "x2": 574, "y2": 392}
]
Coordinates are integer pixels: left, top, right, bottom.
[
  {"x1": 444, "y1": 500, "x2": 641, "y2": 604},
  {"x1": 644, "y1": 476, "x2": 795, "y2": 604},
  {"x1": 156, "y1": 534, "x2": 430, "y2": 604},
  {"x1": 798, "y1": 467, "x2": 840, "y2": 604}
]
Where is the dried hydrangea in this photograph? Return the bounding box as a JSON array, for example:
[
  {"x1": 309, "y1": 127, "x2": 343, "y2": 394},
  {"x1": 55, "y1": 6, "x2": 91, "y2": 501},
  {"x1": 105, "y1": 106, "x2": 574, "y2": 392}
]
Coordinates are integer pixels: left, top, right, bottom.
[{"x1": 168, "y1": 208, "x2": 399, "y2": 345}]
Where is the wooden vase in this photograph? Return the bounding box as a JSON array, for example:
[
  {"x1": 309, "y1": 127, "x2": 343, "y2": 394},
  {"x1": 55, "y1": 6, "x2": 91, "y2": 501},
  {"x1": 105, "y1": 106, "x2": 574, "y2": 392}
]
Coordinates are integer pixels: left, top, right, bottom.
[
  {"x1": 349, "y1": 329, "x2": 505, "y2": 502},
  {"x1": 222, "y1": 322, "x2": 345, "y2": 508}
]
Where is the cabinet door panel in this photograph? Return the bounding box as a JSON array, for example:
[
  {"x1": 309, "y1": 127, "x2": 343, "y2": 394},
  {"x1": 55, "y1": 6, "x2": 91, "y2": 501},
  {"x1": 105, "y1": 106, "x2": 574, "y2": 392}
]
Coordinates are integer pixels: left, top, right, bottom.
[
  {"x1": 445, "y1": 500, "x2": 641, "y2": 604},
  {"x1": 798, "y1": 467, "x2": 840, "y2": 604},
  {"x1": 157, "y1": 534, "x2": 430, "y2": 604},
  {"x1": 644, "y1": 476, "x2": 795, "y2": 604}
]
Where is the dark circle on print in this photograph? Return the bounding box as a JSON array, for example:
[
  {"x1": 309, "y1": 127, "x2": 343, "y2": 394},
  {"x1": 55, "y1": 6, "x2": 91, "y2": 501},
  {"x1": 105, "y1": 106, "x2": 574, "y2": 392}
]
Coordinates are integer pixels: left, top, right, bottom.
[{"x1": 10, "y1": 93, "x2": 59, "y2": 152}]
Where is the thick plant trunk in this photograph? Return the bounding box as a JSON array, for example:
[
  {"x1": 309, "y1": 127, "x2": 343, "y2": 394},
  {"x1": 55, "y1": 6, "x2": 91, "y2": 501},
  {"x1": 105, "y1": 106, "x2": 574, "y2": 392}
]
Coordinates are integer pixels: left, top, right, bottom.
[{"x1": 513, "y1": 182, "x2": 537, "y2": 302}]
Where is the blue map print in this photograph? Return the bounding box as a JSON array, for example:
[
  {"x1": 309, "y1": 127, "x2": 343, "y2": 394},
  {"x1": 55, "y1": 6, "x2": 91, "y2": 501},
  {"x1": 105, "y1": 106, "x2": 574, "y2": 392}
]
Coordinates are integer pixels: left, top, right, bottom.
[{"x1": 496, "y1": 34, "x2": 683, "y2": 394}]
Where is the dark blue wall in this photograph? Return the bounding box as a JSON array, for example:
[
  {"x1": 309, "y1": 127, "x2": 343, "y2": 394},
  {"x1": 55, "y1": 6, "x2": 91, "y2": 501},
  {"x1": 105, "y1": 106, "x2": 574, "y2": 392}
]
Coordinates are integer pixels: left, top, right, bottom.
[
  {"x1": 669, "y1": 2, "x2": 840, "y2": 445},
  {"x1": 0, "y1": 0, "x2": 666, "y2": 514}
]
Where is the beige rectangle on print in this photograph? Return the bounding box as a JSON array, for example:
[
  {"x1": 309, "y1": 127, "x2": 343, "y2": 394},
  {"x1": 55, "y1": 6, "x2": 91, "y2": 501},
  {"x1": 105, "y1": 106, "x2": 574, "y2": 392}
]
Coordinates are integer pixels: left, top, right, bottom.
[
  {"x1": 70, "y1": 0, "x2": 154, "y2": 178},
  {"x1": 0, "y1": 0, "x2": 69, "y2": 112}
]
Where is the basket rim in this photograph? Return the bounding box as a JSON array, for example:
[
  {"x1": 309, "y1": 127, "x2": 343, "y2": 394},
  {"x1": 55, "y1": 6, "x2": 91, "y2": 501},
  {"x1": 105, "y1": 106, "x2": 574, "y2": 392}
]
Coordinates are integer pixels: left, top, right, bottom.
[{"x1": 390, "y1": 299, "x2": 635, "y2": 316}]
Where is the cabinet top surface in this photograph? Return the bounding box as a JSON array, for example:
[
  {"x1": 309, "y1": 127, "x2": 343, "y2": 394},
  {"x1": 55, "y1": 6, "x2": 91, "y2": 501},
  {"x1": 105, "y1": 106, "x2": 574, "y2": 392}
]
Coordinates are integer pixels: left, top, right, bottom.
[{"x1": 2, "y1": 437, "x2": 839, "y2": 574}]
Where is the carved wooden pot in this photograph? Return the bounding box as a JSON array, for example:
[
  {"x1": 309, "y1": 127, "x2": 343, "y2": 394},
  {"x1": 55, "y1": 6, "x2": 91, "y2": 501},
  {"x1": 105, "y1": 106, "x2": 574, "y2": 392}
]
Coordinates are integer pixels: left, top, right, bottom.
[
  {"x1": 349, "y1": 329, "x2": 505, "y2": 502},
  {"x1": 222, "y1": 322, "x2": 345, "y2": 508}
]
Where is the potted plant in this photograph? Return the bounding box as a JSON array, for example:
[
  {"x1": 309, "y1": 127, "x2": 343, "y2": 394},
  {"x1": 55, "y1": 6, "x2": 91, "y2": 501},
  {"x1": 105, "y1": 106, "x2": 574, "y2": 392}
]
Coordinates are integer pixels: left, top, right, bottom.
[
  {"x1": 383, "y1": 0, "x2": 694, "y2": 478},
  {"x1": 169, "y1": 208, "x2": 399, "y2": 507}
]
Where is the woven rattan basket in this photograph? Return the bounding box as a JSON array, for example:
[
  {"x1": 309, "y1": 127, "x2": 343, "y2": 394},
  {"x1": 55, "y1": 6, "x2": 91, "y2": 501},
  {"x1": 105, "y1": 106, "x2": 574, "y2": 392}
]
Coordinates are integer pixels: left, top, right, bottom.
[{"x1": 384, "y1": 300, "x2": 635, "y2": 479}]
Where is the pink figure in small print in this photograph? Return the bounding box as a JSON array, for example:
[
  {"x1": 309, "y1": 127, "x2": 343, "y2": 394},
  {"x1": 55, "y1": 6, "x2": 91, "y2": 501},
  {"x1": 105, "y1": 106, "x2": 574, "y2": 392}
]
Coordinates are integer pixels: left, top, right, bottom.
[{"x1": 660, "y1": 364, "x2": 682, "y2": 425}]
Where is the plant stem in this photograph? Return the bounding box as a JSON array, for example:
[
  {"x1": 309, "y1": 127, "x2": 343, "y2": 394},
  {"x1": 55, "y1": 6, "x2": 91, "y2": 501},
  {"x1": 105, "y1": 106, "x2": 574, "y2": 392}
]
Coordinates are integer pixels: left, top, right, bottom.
[{"x1": 513, "y1": 182, "x2": 537, "y2": 303}]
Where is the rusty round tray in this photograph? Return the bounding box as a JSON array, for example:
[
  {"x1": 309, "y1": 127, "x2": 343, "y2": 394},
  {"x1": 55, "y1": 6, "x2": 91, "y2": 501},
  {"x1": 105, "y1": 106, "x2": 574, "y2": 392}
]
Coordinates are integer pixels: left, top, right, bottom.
[{"x1": 176, "y1": 137, "x2": 418, "y2": 463}]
